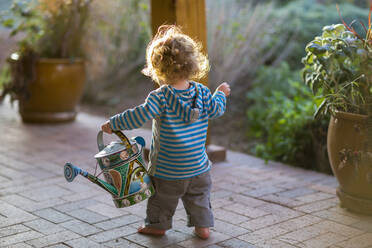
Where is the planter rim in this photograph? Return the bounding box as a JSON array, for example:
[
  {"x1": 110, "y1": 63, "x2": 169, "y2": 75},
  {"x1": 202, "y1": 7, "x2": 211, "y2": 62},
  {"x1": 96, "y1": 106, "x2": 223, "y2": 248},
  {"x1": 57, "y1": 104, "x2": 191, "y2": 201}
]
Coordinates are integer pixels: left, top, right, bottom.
[
  {"x1": 7, "y1": 57, "x2": 85, "y2": 64},
  {"x1": 333, "y1": 110, "x2": 368, "y2": 122},
  {"x1": 37, "y1": 58, "x2": 84, "y2": 64}
]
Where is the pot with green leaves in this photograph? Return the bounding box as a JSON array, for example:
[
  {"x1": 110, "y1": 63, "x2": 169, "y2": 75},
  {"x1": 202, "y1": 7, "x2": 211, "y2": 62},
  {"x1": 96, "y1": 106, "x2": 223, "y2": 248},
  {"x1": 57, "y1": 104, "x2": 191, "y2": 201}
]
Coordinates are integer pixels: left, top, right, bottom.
[
  {"x1": 302, "y1": 7, "x2": 372, "y2": 214},
  {"x1": 0, "y1": 0, "x2": 92, "y2": 123}
]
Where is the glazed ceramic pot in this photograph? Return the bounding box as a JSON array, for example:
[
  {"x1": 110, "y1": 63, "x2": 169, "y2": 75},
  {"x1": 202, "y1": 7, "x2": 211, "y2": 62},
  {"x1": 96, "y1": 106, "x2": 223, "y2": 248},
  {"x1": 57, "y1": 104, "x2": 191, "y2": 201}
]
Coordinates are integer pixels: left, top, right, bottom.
[
  {"x1": 327, "y1": 111, "x2": 372, "y2": 214},
  {"x1": 19, "y1": 58, "x2": 86, "y2": 123}
]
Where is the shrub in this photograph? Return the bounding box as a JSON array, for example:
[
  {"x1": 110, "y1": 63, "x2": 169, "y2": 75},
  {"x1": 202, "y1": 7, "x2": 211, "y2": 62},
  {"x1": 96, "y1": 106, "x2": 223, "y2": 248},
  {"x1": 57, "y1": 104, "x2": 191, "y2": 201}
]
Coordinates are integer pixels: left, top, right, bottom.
[
  {"x1": 268, "y1": 0, "x2": 369, "y2": 69},
  {"x1": 239, "y1": 0, "x2": 369, "y2": 8},
  {"x1": 247, "y1": 62, "x2": 331, "y2": 173},
  {"x1": 319, "y1": 0, "x2": 370, "y2": 8}
]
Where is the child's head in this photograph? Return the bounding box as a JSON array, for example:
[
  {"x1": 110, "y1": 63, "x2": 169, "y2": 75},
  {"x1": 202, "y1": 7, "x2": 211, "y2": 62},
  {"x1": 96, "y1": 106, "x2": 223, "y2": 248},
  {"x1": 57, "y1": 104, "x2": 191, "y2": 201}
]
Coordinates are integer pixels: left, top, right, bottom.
[{"x1": 142, "y1": 25, "x2": 209, "y2": 85}]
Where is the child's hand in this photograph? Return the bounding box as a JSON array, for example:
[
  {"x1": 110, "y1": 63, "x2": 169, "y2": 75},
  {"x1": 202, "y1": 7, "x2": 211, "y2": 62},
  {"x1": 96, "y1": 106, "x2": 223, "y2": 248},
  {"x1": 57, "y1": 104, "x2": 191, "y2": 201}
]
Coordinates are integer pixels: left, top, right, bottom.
[
  {"x1": 217, "y1": 82, "x2": 231, "y2": 97},
  {"x1": 101, "y1": 121, "x2": 113, "y2": 134}
]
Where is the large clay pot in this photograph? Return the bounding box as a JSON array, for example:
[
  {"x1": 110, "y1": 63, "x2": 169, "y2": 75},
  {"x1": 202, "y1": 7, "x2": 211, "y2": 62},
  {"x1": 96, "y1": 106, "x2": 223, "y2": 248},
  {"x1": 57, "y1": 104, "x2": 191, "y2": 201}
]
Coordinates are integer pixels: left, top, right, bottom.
[
  {"x1": 19, "y1": 58, "x2": 86, "y2": 123},
  {"x1": 328, "y1": 111, "x2": 372, "y2": 215}
]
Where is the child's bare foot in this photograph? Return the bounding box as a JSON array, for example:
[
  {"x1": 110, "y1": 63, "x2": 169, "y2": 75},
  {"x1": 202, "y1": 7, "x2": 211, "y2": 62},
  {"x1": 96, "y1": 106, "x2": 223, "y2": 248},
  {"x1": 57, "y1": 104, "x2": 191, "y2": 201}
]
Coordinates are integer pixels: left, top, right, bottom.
[
  {"x1": 137, "y1": 226, "x2": 166, "y2": 236},
  {"x1": 194, "y1": 227, "x2": 210, "y2": 239}
]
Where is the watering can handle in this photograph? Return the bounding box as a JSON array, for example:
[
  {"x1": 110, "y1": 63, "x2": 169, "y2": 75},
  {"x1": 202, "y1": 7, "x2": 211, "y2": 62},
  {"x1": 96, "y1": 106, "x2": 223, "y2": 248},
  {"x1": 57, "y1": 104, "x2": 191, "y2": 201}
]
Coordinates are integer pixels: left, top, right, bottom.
[
  {"x1": 113, "y1": 131, "x2": 132, "y2": 150},
  {"x1": 97, "y1": 130, "x2": 132, "y2": 152}
]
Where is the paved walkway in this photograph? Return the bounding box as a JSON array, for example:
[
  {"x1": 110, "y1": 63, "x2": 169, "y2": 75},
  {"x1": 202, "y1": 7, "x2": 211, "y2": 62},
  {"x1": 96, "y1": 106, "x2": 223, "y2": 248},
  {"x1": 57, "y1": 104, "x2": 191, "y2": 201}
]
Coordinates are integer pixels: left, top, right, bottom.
[{"x1": 1, "y1": 102, "x2": 372, "y2": 248}]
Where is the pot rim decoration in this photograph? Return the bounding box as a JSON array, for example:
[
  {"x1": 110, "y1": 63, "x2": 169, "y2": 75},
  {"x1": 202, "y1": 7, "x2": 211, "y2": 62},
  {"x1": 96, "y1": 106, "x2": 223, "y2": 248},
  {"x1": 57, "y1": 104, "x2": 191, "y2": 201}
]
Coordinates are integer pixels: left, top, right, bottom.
[{"x1": 333, "y1": 110, "x2": 368, "y2": 122}]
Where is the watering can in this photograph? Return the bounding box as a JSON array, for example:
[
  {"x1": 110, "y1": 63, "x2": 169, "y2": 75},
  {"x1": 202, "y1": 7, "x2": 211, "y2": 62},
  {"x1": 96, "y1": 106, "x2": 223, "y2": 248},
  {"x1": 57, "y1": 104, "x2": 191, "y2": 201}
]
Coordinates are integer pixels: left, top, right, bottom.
[{"x1": 64, "y1": 130, "x2": 155, "y2": 208}]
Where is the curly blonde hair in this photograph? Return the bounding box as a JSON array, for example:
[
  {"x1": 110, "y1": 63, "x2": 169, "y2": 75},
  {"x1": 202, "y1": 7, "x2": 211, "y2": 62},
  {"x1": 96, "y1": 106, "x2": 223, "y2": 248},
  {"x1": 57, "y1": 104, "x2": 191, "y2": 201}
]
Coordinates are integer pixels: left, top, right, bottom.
[{"x1": 142, "y1": 25, "x2": 209, "y2": 85}]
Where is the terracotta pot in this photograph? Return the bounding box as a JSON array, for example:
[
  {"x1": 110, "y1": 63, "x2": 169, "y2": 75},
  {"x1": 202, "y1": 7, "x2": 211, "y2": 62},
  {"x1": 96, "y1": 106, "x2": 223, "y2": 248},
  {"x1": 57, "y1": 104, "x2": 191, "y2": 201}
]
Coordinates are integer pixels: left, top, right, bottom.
[
  {"x1": 327, "y1": 111, "x2": 372, "y2": 214},
  {"x1": 19, "y1": 58, "x2": 86, "y2": 123}
]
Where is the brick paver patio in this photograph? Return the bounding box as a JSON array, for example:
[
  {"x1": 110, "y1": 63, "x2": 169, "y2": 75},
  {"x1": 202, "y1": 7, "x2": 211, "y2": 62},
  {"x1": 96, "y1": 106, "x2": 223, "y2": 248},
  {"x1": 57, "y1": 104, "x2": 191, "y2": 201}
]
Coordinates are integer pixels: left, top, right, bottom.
[{"x1": 1, "y1": 102, "x2": 372, "y2": 248}]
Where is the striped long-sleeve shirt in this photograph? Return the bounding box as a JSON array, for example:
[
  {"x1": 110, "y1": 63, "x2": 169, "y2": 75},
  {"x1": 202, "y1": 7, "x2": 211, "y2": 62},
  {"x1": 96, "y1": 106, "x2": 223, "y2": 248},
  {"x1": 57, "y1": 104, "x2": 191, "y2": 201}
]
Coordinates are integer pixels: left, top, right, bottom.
[{"x1": 110, "y1": 81, "x2": 226, "y2": 180}]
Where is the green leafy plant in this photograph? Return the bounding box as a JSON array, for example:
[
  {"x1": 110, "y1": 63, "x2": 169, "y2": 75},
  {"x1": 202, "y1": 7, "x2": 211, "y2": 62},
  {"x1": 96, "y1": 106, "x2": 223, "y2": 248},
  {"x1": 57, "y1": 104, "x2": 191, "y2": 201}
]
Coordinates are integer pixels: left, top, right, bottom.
[
  {"x1": 302, "y1": 5, "x2": 372, "y2": 118},
  {"x1": 246, "y1": 63, "x2": 330, "y2": 173},
  {"x1": 0, "y1": 0, "x2": 92, "y2": 103}
]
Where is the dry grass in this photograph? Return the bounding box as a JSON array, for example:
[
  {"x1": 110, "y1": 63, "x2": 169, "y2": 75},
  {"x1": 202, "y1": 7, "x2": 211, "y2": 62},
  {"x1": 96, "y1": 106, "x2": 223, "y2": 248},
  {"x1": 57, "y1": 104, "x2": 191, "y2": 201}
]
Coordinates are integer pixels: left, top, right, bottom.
[
  {"x1": 206, "y1": 0, "x2": 288, "y2": 90},
  {"x1": 83, "y1": 0, "x2": 151, "y2": 106},
  {"x1": 83, "y1": 0, "x2": 291, "y2": 106},
  {"x1": 205, "y1": 0, "x2": 291, "y2": 150}
]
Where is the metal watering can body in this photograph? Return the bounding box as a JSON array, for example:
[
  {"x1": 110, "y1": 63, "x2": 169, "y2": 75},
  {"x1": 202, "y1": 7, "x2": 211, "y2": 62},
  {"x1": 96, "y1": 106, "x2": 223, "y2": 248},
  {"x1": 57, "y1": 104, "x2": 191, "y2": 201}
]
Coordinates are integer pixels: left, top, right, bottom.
[{"x1": 64, "y1": 130, "x2": 155, "y2": 208}]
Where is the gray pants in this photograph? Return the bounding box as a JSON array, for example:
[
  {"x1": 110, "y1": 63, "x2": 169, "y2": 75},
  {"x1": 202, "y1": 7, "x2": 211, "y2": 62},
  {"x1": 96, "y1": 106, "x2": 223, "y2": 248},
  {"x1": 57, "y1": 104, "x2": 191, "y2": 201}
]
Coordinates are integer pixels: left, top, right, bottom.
[{"x1": 145, "y1": 171, "x2": 213, "y2": 230}]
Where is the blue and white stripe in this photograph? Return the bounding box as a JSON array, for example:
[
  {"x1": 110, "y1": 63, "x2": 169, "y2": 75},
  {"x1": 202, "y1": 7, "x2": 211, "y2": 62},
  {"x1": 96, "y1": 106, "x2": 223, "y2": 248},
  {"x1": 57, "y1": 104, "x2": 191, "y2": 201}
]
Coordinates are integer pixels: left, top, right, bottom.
[{"x1": 110, "y1": 81, "x2": 226, "y2": 180}]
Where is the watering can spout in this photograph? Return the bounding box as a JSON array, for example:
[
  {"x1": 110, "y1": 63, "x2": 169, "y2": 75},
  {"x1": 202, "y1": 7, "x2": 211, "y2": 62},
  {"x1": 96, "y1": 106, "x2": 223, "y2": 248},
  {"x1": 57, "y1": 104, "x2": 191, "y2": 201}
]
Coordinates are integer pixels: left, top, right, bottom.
[
  {"x1": 64, "y1": 163, "x2": 118, "y2": 196},
  {"x1": 64, "y1": 163, "x2": 87, "y2": 182}
]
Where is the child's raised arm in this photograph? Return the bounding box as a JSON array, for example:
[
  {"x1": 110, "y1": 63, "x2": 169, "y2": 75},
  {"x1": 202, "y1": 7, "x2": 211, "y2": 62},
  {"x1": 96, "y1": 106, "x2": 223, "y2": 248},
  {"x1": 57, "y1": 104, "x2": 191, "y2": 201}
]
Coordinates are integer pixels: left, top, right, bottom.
[
  {"x1": 205, "y1": 82, "x2": 230, "y2": 119},
  {"x1": 103, "y1": 90, "x2": 164, "y2": 132}
]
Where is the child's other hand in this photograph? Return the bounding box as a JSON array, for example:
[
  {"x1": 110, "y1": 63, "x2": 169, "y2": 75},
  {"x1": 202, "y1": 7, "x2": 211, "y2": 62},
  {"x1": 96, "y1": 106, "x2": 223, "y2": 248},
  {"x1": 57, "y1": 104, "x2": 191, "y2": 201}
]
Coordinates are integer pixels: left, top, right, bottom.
[
  {"x1": 217, "y1": 82, "x2": 230, "y2": 97},
  {"x1": 101, "y1": 121, "x2": 113, "y2": 134}
]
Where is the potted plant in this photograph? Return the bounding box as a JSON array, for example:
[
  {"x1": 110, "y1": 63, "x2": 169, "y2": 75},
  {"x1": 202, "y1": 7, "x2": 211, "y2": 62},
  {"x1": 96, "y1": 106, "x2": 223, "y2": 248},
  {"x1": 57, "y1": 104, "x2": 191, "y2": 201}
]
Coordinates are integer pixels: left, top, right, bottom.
[
  {"x1": 0, "y1": 0, "x2": 92, "y2": 123},
  {"x1": 302, "y1": 6, "x2": 372, "y2": 214}
]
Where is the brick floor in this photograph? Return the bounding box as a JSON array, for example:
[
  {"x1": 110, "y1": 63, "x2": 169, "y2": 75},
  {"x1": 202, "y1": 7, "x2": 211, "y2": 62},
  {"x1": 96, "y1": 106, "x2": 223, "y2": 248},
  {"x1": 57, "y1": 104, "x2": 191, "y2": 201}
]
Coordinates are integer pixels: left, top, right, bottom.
[{"x1": 1, "y1": 102, "x2": 372, "y2": 247}]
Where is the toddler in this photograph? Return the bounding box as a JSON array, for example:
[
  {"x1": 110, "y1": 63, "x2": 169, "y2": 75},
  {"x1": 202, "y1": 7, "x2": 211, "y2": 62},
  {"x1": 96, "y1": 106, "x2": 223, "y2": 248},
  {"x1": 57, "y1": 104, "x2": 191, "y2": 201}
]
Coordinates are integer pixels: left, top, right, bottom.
[{"x1": 101, "y1": 25, "x2": 230, "y2": 239}]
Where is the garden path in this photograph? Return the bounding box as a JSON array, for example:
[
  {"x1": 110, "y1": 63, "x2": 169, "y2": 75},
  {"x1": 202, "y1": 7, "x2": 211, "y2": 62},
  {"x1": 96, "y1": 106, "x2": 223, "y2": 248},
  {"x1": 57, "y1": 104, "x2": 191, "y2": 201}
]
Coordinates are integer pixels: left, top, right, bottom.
[{"x1": 0, "y1": 102, "x2": 372, "y2": 248}]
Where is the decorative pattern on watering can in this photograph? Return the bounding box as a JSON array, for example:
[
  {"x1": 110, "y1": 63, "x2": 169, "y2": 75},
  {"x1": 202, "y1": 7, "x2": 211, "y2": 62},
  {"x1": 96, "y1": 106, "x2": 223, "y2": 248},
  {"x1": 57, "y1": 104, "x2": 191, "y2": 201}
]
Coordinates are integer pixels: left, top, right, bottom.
[{"x1": 64, "y1": 130, "x2": 155, "y2": 208}]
